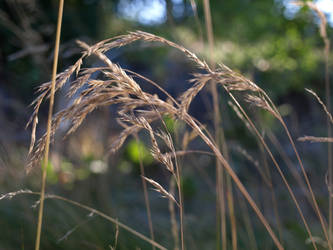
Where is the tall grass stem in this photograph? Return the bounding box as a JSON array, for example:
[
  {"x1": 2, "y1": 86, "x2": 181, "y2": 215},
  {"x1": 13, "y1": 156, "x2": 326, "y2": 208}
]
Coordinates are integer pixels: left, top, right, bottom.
[
  {"x1": 203, "y1": 1, "x2": 229, "y2": 248},
  {"x1": 135, "y1": 134, "x2": 156, "y2": 250},
  {"x1": 226, "y1": 92, "x2": 317, "y2": 250},
  {"x1": 34, "y1": 1, "x2": 64, "y2": 250}
]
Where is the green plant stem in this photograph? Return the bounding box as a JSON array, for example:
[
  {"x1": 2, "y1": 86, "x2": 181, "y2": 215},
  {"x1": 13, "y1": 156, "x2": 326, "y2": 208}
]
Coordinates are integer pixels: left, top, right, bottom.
[{"x1": 34, "y1": 1, "x2": 64, "y2": 250}]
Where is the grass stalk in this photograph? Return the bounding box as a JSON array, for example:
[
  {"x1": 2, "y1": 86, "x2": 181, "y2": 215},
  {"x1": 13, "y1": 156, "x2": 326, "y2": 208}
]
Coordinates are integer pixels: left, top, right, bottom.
[
  {"x1": 203, "y1": 1, "x2": 229, "y2": 249},
  {"x1": 189, "y1": 0, "x2": 203, "y2": 44},
  {"x1": 27, "y1": 30, "x2": 285, "y2": 249},
  {"x1": 267, "y1": 132, "x2": 313, "y2": 206},
  {"x1": 34, "y1": 1, "x2": 64, "y2": 249},
  {"x1": 126, "y1": 68, "x2": 185, "y2": 250},
  {"x1": 169, "y1": 177, "x2": 180, "y2": 250},
  {"x1": 262, "y1": 88, "x2": 330, "y2": 245},
  {"x1": 226, "y1": 176, "x2": 237, "y2": 250},
  {"x1": 258, "y1": 141, "x2": 283, "y2": 243},
  {"x1": 279, "y1": 120, "x2": 330, "y2": 247},
  {"x1": 298, "y1": 3, "x2": 332, "y2": 243},
  {"x1": 4, "y1": 190, "x2": 167, "y2": 250},
  {"x1": 183, "y1": 113, "x2": 283, "y2": 250},
  {"x1": 225, "y1": 92, "x2": 317, "y2": 250},
  {"x1": 127, "y1": 70, "x2": 185, "y2": 250},
  {"x1": 174, "y1": 158, "x2": 185, "y2": 250},
  {"x1": 264, "y1": 3, "x2": 331, "y2": 243},
  {"x1": 325, "y1": 35, "x2": 332, "y2": 248},
  {"x1": 135, "y1": 133, "x2": 156, "y2": 250},
  {"x1": 237, "y1": 191, "x2": 258, "y2": 250},
  {"x1": 125, "y1": 68, "x2": 185, "y2": 249},
  {"x1": 319, "y1": 4, "x2": 332, "y2": 243}
]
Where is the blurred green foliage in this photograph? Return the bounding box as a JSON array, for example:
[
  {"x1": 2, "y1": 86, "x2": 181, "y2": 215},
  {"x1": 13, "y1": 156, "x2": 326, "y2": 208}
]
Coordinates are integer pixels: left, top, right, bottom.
[
  {"x1": 0, "y1": 0, "x2": 332, "y2": 104},
  {"x1": 47, "y1": 160, "x2": 58, "y2": 184},
  {"x1": 163, "y1": 114, "x2": 177, "y2": 134},
  {"x1": 125, "y1": 139, "x2": 153, "y2": 165},
  {"x1": 180, "y1": 176, "x2": 196, "y2": 200}
]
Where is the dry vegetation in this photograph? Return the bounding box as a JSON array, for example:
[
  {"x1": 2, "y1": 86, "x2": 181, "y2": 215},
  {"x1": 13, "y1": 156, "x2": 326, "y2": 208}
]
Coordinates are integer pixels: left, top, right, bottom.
[
  {"x1": 1, "y1": 1, "x2": 333, "y2": 250},
  {"x1": 22, "y1": 29, "x2": 331, "y2": 249}
]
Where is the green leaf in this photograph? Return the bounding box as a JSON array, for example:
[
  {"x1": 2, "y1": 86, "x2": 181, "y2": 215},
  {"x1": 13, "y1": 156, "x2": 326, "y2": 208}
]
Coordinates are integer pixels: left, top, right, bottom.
[{"x1": 126, "y1": 140, "x2": 153, "y2": 165}]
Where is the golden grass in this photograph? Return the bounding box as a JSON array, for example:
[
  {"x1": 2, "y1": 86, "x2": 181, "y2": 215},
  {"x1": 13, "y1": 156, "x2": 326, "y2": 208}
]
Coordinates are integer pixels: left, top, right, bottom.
[
  {"x1": 26, "y1": 30, "x2": 288, "y2": 249},
  {"x1": 0, "y1": 1, "x2": 330, "y2": 249},
  {"x1": 34, "y1": 1, "x2": 64, "y2": 250},
  {"x1": 21, "y1": 6, "x2": 331, "y2": 247}
]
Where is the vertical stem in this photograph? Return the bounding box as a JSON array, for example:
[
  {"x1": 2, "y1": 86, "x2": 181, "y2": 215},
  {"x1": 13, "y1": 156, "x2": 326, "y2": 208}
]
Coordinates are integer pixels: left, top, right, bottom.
[
  {"x1": 237, "y1": 191, "x2": 258, "y2": 250},
  {"x1": 203, "y1": 0, "x2": 214, "y2": 54},
  {"x1": 139, "y1": 76, "x2": 184, "y2": 249},
  {"x1": 166, "y1": 0, "x2": 175, "y2": 26},
  {"x1": 169, "y1": 177, "x2": 180, "y2": 250},
  {"x1": 135, "y1": 134, "x2": 156, "y2": 250},
  {"x1": 324, "y1": 38, "x2": 332, "y2": 245},
  {"x1": 175, "y1": 162, "x2": 185, "y2": 250},
  {"x1": 258, "y1": 141, "x2": 283, "y2": 243},
  {"x1": 262, "y1": 73, "x2": 330, "y2": 246},
  {"x1": 35, "y1": 1, "x2": 64, "y2": 250},
  {"x1": 183, "y1": 114, "x2": 283, "y2": 250},
  {"x1": 281, "y1": 122, "x2": 330, "y2": 248},
  {"x1": 226, "y1": 176, "x2": 237, "y2": 250},
  {"x1": 216, "y1": 159, "x2": 226, "y2": 250},
  {"x1": 267, "y1": 132, "x2": 314, "y2": 209},
  {"x1": 225, "y1": 93, "x2": 317, "y2": 250},
  {"x1": 189, "y1": 0, "x2": 204, "y2": 44},
  {"x1": 203, "y1": 1, "x2": 229, "y2": 249}
]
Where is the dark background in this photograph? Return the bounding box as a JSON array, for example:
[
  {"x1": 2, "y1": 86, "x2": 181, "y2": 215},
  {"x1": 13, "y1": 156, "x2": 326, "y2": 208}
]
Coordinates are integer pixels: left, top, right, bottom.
[{"x1": 0, "y1": 0, "x2": 332, "y2": 249}]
